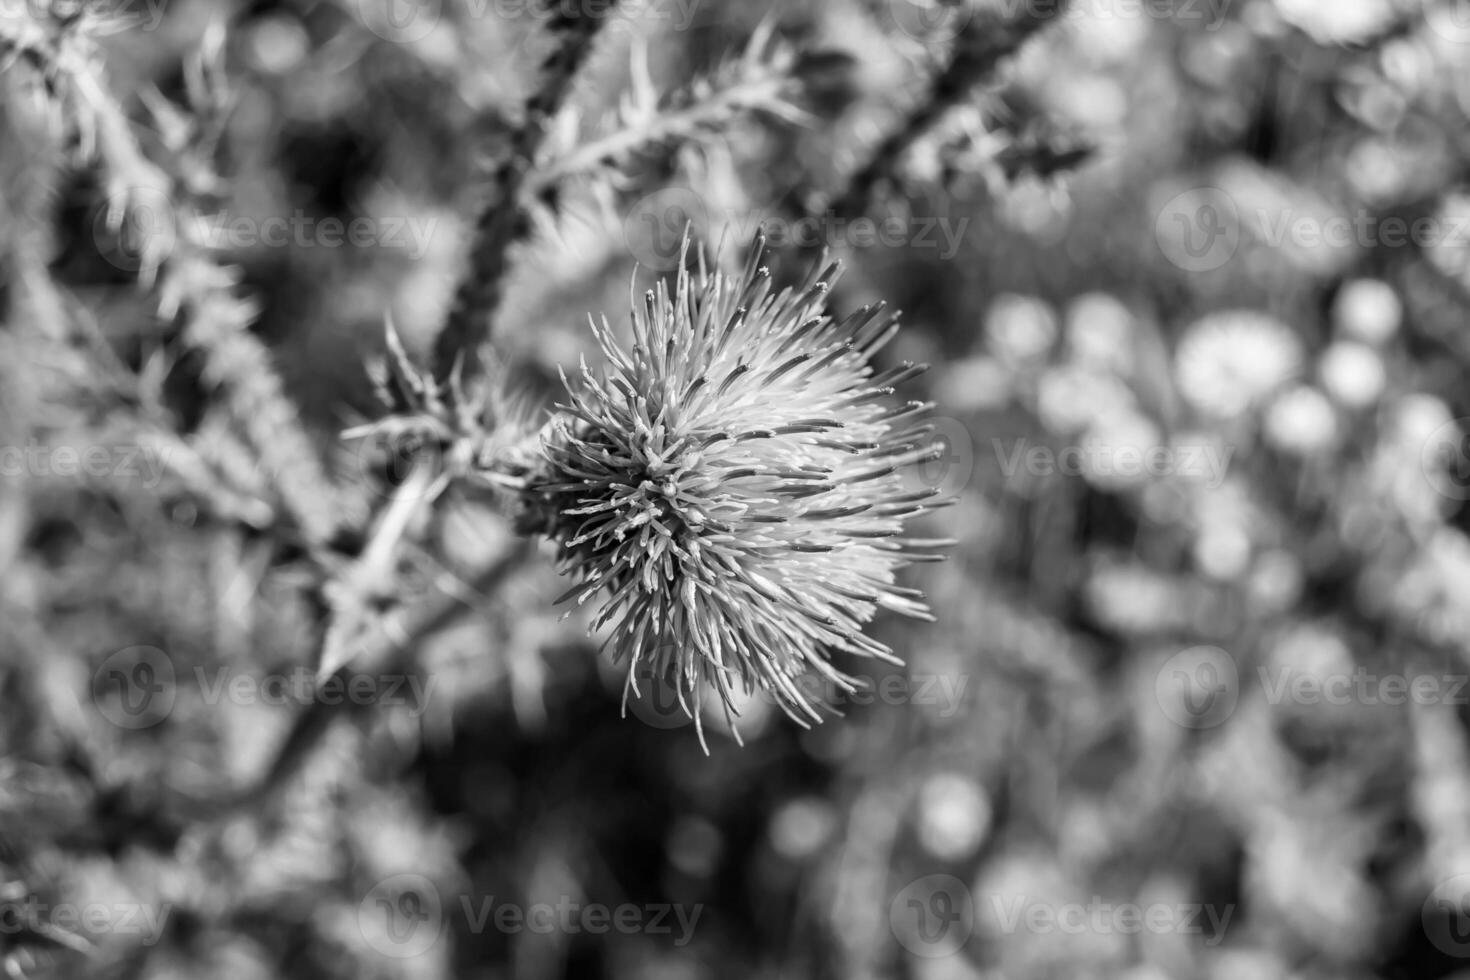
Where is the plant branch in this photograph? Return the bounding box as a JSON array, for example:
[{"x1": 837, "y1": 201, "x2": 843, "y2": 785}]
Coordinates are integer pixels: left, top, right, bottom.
[
  {"x1": 822, "y1": 0, "x2": 1067, "y2": 221},
  {"x1": 431, "y1": 6, "x2": 613, "y2": 381}
]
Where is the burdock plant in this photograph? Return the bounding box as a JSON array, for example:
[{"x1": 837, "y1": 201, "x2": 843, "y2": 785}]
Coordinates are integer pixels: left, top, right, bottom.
[{"x1": 514, "y1": 235, "x2": 951, "y2": 744}]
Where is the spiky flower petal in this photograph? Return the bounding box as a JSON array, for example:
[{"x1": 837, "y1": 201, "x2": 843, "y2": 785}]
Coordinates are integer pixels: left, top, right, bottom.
[{"x1": 532, "y1": 235, "x2": 949, "y2": 740}]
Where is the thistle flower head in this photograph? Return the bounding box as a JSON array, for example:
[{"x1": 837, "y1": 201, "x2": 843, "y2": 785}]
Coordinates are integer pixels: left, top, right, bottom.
[{"x1": 533, "y1": 235, "x2": 949, "y2": 742}]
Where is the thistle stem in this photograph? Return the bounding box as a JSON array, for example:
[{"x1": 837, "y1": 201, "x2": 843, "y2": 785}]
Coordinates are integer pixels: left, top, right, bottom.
[{"x1": 431, "y1": 7, "x2": 613, "y2": 381}]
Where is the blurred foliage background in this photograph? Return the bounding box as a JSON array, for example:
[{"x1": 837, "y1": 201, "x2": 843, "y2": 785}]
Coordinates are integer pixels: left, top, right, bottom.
[{"x1": 6, "y1": 0, "x2": 1470, "y2": 977}]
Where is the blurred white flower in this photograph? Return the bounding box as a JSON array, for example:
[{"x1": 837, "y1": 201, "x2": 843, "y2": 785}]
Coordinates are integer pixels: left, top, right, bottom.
[
  {"x1": 1273, "y1": 0, "x2": 1396, "y2": 44},
  {"x1": 768, "y1": 797, "x2": 836, "y2": 860},
  {"x1": 985, "y1": 293, "x2": 1058, "y2": 366},
  {"x1": 1193, "y1": 483, "x2": 1256, "y2": 580},
  {"x1": 1346, "y1": 138, "x2": 1414, "y2": 204},
  {"x1": 1332, "y1": 278, "x2": 1401, "y2": 344},
  {"x1": 1195, "y1": 525, "x2": 1252, "y2": 580},
  {"x1": 1391, "y1": 393, "x2": 1454, "y2": 449},
  {"x1": 934, "y1": 355, "x2": 1012, "y2": 413},
  {"x1": 1379, "y1": 394, "x2": 1457, "y2": 526},
  {"x1": 916, "y1": 773, "x2": 991, "y2": 861},
  {"x1": 1175, "y1": 311, "x2": 1303, "y2": 418},
  {"x1": 1319, "y1": 341, "x2": 1386, "y2": 409},
  {"x1": 1264, "y1": 386, "x2": 1338, "y2": 455},
  {"x1": 245, "y1": 16, "x2": 309, "y2": 75},
  {"x1": 1247, "y1": 550, "x2": 1305, "y2": 613},
  {"x1": 1426, "y1": 194, "x2": 1470, "y2": 287},
  {"x1": 1051, "y1": 73, "x2": 1127, "y2": 133},
  {"x1": 1267, "y1": 623, "x2": 1354, "y2": 687},
  {"x1": 1084, "y1": 561, "x2": 1185, "y2": 634},
  {"x1": 1065, "y1": 292, "x2": 1134, "y2": 373},
  {"x1": 1067, "y1": 0, "x2": 1151, "y2": 62},
  {"x1": 1082, "y1": 410, "x2": 1163, "y2": 491},
  {"x1": 1038, "y1": 364, "x2": 1135, "y2": 435}
]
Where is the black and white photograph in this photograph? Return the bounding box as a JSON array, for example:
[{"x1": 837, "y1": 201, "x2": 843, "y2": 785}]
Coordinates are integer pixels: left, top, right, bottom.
[{"x1": 3, "y1": 0, "x2": 1470, "y2": 977}]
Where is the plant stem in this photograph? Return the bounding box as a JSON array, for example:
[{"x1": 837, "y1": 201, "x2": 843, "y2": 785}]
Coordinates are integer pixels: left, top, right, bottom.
[
  {"x1": 824, "y1": 1, "x2": 1066, "y2": 222},
  {"x1": 431, "y1": 7, "x2": 613, "y2": 381}
]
